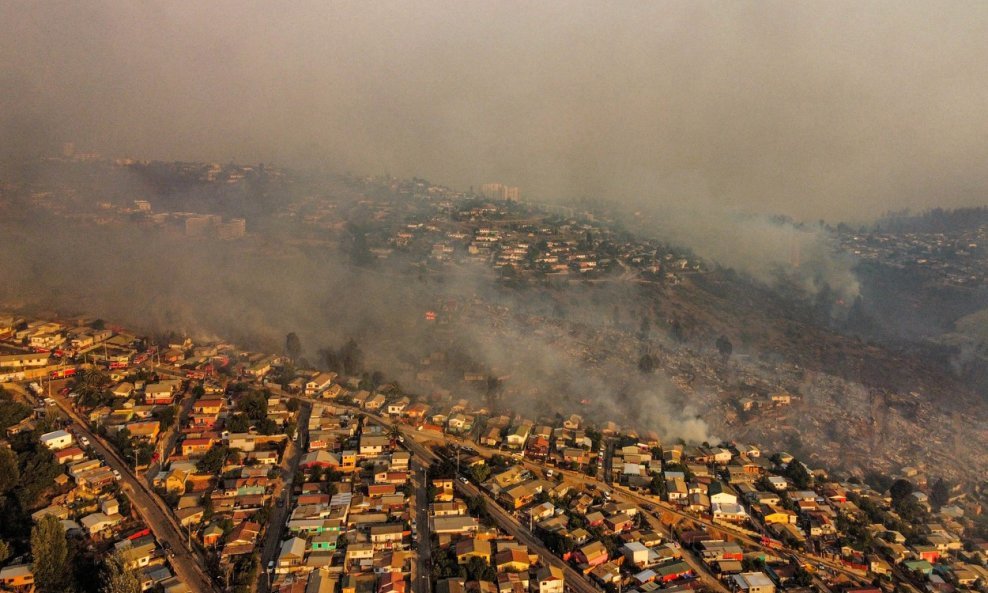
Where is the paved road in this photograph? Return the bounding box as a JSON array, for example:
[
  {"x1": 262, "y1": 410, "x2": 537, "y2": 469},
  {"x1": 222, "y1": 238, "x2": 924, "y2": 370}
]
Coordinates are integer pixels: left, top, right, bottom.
[
  {"x1": 51, "y1": 392, "x2": 216, "y2": 593},
  {"x1": 412, "y1": 460, "x2": 432, "y2": 593},
  {"x1": 257, "y1": 401, "x2": 311, "y2": 593}
]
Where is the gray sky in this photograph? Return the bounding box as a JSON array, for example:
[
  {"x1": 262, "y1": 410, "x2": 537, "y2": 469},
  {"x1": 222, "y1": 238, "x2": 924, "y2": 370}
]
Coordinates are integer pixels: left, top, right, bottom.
[{"x1": 3, "y1": 1, "x2": 988, "y2": 220}]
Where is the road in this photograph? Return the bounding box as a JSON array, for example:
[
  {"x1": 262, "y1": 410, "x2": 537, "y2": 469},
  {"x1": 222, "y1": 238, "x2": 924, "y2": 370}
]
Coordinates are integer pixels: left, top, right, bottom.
[
  {"x1": 145, "y1": 384, "x2": 197, "y2": 481},
  {"x1": 51, "y1": 391, "x2": 217, "y2": 593},
  {"x1": 412, "y1": 460, "x2": 432, "y2": 593},
  {"x1": 257, "y1": 401, "x2": 312, "y2": 593}
]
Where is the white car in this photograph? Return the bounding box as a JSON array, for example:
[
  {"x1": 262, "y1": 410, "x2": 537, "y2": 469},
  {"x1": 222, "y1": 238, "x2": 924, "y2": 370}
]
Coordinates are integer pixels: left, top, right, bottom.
[
  {"x1": 112, "y1": 469, "x2": 122, "y2": 480},
  {"x1": 80, "y1": 437, "x2": 90, "y2": 447}
]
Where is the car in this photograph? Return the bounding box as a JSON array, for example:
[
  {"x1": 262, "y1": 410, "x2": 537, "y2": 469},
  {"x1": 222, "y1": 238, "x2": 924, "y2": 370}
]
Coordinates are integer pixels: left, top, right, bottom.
[
  {"x1": 80, "y1": 437, "x2": 90, "y2": 447},
  {"x1": 458, "y1": 477, "x2": 468, "y2": 484},
  {"x1": 112, "y1": 469, "x2": 122, "y2": 480},
  {"x1": 267, "y1": 560, "x2": 275, "y2": 571}
]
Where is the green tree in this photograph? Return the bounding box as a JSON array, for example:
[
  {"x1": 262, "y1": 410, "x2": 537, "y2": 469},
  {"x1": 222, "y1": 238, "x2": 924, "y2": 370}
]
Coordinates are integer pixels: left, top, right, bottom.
[
  {"x1": 152, "y1": 406, "x2": 176, "y2": 431},
  {"x1": 101, "y1": 551, "x2": 141, "y2": 593},
  {"x1": 31, "y1": 515, "x2": 72, "y2": 593},
  {"x1": 930, "y1": 478, "x2": 949, "y2": 510},
  {"x1": 0, "y1": 446, "x2": 20, "y2": 495},
  {"x1": 783, "y1": 459, "x2": 811, "y2": 490},
  {"x1": 0, "y1": 395, "x2": 31, "y2": 431},
  {"x1": 196, "y1": 444, "x2": 229, "y2": 474},
  {"x1": 236, "y1": 391, "x2": 268, "y2": 422},
  {"x1": 0, "y1": 538, "x2": 11, "y2": 564},
  {"x1": 889, "y1": 479, "x2": 914, "y2": 503},
  {"x1": 226, "y1": 413, "x2": 250, "y2": 433}
]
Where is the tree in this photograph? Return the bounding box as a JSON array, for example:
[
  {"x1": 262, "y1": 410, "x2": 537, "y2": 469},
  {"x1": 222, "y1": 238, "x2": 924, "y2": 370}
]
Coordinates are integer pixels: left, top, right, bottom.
[
  {"x1": 0, "y1": 395, "x2": 31, "y2": 432},
  {"x1": 31, "y1": 515, "x2": 72, "y2": 593},
  {"x1": 226, "y1": 413, "x2": 250, "y2": 433},
  {"x1": 101, "y1": 552, "x2": 141, "y2": 593},
  {"x1": 637, "y1": 354, "x2": 656, "y2": 374},
  {"x1": 236, "y1": 391, "x2": 268, "y2": 421},
  {"x1": 285, "y1": 333, "x2": 302, "y2": 363},
  {"x1": 196, "y1": 444, "x2": 229, "y2": 474},
  {"x1": 783, "y1": 458, "x2": 811, "y2": 490},
  {"x1": 308, "y1": 466, "x2": 323, "y2": 483},
  {"x1": 152, "y1": 406, "x2": 176, "y2": 431},
  {"x1": 0, "y1": 446, "x2": 20, "y2": 495},
  {"x1": 889, "y1": 479, "x2": 914, "y2": 503},
  {"x1": 930, "y1": 478, "x2": 949, "y2": 510},
  {"x1": 0, "y1": 539, "x2": 10, "y2": 564}
]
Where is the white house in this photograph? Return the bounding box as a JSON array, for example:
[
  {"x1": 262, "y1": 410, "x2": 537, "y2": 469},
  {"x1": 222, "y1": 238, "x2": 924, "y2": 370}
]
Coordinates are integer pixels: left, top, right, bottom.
[{"x1": 40, "y1": 430, "x2": 73, "y2": 451}]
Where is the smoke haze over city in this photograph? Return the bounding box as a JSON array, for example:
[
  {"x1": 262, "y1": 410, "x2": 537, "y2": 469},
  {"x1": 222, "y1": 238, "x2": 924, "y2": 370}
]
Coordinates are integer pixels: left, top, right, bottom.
[{"x1": 4, "y1": 1, "x2": 988, "y2": 221}]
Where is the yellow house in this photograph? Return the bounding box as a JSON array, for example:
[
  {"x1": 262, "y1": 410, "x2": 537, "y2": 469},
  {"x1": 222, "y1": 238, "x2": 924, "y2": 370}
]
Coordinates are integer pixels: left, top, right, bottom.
[
  {"x1": 495, "y1": 548, "x2": 530, "y2": 573},
  {"x1": 762, "y1": 509, "x2": 797, "y2": 525},
  {"x1": 126, "y1": 420, "x2": 161, "y2": 441},
  {"x1": 455, "y1": 538, "x2": 492, "y2": 565},
  {"x1": 163, "y1": 468, "x2": 189, "y2": 493},
  {"x1": 341, "y1": 451, "x2": 357, "y2": 473},
  {"x1": 433, "y1": 479, "x2": 454, "y2": 502}
]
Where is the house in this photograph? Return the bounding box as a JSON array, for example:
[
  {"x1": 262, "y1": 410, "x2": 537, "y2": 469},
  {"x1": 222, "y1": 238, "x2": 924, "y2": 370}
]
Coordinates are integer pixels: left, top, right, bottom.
[
  {"x1": 277, "y1": 537, "x2": 307, "y2": 574},
  {"x1": 112, "y1": 382, "x2": 135, "y2": 398},
  {"x1": 654, "y1": 561, "x2": 693, "y2": 583},
  {"x1": 506, "y1": 421, "x2": 533, "y2": 449},
  {"x1": 574, "y1": 541, "x2": 609, "y2": 569},
  {"x1": 494, "y1": 548, "x2": 530, "y2": 572},
  {"x1": 54, "y1": 446, "x2": 86, "y2": 464},
  {"x1": 536, "y1": 565, "x2": 564, "y2": 593},
  {"x1": 622, "y1": 542, "x2": 651, "y2": 568},
  {"x1": 306, "y1": 372, "x2": 338, "y2": 395},
  {"x1": 712, "y1": 502, "x2": 748, "y2": 522},
  {"x1": 732, "y1": 572, "x2": 775, "y2": 593},
  {"x1": 365, "y1": 393, "x2": 386, "y2": 410},
  {"x1": 480, "y1": 427, "x2": 502, "y2": 448},
  {"x1": 81, "y1": 511, "x2": 123, "y2": 536},
  {"x1": 202, "y1": 523, "x2": 224, "y2": 546},
  {"x1": 181, "y1": 437, "x2": 215, "y2": 457},
  {"x1": 301, "y1": 450, "x2": 342, "y2": 470},
  {"x1": 127, "y1": 420, "x2": 161, "y2": 441},
  {"x1": 145, "y1": 381, "x2": 179, "y2": 405},
  {"x1": 387, "y1": 398, "x2": 410, "y2": 416},
  {"x1": 359, "y1": 435, "x2": 390, "y2": 457},
  {"x1": 431, "y1": 516, "x2": 479, "y2": 535},
  {"x1": 0, "y1": 564, "x2": 34, "y2": 590},
  {"x1": 40, "y1": 429, "x2": 73, "y2": 451},
  {"x1": 369, "y1": 524, "x2": 405, "y2": 550},
  {"x1": 227, "y1": 433, "x2": 256, "y2": 452},
  {"x1": 455, "y1": 539, "x2": 492, "y2": 565}
]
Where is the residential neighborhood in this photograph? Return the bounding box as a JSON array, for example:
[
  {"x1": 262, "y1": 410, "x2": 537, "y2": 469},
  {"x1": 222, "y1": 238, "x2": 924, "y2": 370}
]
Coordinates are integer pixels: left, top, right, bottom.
[{"x1": 0, "y1": 314, "x2": 985, "y2": 593}]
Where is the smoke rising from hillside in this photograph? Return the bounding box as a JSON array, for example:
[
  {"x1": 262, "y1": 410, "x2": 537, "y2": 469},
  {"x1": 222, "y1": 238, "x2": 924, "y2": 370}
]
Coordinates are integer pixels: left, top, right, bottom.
[
  {"x1": 3, "y1": 2, "x2": 988, "y2": 222},
  {"x1": 0, "y1": 213, "x2": 712, "y2": 442}
]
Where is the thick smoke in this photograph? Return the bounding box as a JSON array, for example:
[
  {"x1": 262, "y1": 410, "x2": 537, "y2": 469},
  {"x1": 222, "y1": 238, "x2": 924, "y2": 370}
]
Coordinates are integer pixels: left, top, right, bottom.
[
  {"x1": 625, "y1": 197, "x2": 861, "y2": 300},
  {"x1": 3, "y1": 2, "x2": 988, "y2": 221},
  {"x1": 0, "y1": 206, "x2": 712, "y2": 442}
]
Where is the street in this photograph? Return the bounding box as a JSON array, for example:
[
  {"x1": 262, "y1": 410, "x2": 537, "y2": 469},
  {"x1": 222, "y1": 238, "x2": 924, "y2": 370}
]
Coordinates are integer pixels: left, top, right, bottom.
[
  {"x1": 51, "y1": 390, "x2": 217, "y2": 593},
  {"x1": 256, "y1": 401, "x2": 312, "y2": 593}
]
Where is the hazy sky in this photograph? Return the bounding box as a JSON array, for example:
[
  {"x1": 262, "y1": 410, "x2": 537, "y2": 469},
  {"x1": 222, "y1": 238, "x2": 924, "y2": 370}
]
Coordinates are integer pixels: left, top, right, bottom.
[{"x1": 3, "y1": 1, "x2": 988, "y2": 220}]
